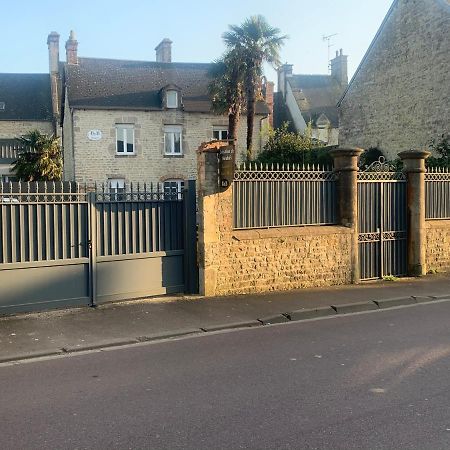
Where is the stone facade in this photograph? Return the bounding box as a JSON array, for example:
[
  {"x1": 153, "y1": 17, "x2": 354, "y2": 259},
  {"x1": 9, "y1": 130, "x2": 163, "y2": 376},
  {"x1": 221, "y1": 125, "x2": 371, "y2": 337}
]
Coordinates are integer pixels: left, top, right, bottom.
[
  {"x1": 64, "y1": 108, "x2": 264, "y2": 184},
  {"x1": 0, "y1": 121, "x2": 53, "y2": 139},
  {"x1": 426, "y1": 220, "x2": 450, "y2": 272},
  {"x1": 339, "y1": 0, "x2": 450, "y2": 159},
  {"x1": 204, "y1": 221, "x2": 353, "y2": 296}
]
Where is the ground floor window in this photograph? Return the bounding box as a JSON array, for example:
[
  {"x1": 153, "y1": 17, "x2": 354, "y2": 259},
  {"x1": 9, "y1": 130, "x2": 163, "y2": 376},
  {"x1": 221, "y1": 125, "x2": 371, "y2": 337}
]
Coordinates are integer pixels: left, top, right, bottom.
[
  {"x1": 109, "y1": 178, "x2": 125, "y2": 200},
  {"x1": 163, "y1": 179, "x2": 184, "y2": 200}
]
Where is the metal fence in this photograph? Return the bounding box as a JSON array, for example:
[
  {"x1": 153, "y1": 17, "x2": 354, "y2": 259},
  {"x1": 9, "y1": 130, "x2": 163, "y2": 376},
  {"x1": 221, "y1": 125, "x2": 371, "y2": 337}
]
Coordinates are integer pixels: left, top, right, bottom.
[
  {"x1": 95, "y1": 184, "x2": 185, "y2": 257},
  {"x1": 0, "y1": 181, "x2": 197, "y2": 314},
  {"x1": 0, "y1": 182, "x2": 88, "y2": 264},
  {"x1": 425, "y1": 168, "x2": 450, "y2": 219},
  {"x1": 233, "y1": 163, "x2": 337, "y2": 229}
]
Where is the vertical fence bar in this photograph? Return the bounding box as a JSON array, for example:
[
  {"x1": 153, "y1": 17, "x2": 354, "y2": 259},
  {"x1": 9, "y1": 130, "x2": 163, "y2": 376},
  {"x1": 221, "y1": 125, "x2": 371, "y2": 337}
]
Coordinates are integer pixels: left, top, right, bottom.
[{"x1": 88, "y1": 192, "x2": 97, "y2": 306}]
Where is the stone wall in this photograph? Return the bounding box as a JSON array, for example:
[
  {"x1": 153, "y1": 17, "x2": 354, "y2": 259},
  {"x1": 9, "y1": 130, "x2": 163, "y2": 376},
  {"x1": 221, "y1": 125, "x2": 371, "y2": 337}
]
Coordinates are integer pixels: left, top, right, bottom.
[
  {"x1": 0, "y1": 121, "x2": 53, "y2": 139},
  {"x1": 339, "y1": 0, "x2": 450, "y2": 159},
  {"x1": 64, "y1": 108, "x2": 265, "y2": 184},
  {"x1": 197, "y1": 147, "x2": 354, "y2": 296},
  {"x1": 426, "y1": 220, "x2": 450, "y2": 272}
]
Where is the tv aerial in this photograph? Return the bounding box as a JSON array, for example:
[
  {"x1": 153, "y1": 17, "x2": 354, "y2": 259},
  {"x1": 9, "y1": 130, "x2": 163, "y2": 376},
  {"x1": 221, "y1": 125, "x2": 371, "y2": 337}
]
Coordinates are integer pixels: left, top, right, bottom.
[{"x1": 322, "y1": 33, "x2": 338, "y2": 72}]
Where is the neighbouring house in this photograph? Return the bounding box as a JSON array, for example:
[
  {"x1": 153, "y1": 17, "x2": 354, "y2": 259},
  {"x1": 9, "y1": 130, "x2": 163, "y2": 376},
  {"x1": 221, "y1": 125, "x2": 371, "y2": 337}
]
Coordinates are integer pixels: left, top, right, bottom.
[
  {"x1": 338, "y1": 0, "x2": 450, "y2": 159},
  {"x1": 0, "y1": 73, "x2": 54, "y2": 181},
  {"x1": 50, "y1": 32, "x2": 271, "y2": 188},
  {"x1": 275, "y1": 50, "x2": 348, "y2": 146}
]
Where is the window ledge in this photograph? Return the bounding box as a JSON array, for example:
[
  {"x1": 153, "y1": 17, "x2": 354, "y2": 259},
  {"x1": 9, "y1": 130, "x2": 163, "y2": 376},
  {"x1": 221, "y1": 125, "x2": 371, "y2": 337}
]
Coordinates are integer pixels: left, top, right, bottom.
[
  {"x1": 115, "y1": 154, "x2": 137, "y2": 157},
  {"x1": 164, "y1": 154, "x2": 184, "y2": 158}
]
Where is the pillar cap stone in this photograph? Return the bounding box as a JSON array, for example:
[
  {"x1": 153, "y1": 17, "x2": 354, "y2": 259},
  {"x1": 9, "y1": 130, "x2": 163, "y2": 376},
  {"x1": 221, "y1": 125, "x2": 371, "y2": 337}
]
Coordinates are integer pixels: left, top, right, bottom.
[
  {"x1": 398, "y1": 149, "x2": 431, "y2": 160},
  {"x1": 329, "y1": 147, "x2": 364, "y2": 158},
  {"x1": 197, "y1": 140, "x2": 230, "y2": 154}
]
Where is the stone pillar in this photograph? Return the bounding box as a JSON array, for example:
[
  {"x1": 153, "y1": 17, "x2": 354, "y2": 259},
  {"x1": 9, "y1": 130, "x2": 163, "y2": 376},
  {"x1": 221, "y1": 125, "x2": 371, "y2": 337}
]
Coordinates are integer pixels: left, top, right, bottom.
[
  {"x1": 330, "y1": 147, "x2": 363, "y2": 283},
  {"x1": 399, "y1": 150, "x2": 431, "y2": 276},
  {"x1": 197, "y1": 141, "x2": 233, "y2": 296}
]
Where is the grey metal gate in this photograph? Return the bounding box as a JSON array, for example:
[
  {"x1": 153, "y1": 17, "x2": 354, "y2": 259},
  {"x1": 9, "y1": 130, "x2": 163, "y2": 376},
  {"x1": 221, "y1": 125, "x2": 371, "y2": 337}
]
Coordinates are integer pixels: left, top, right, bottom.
[
  {"x1": 0, "y1": 180, "x2": 198, "y2": 315},
  {"x1": 357, "y1": 158, "x2": 407, "y2": 280}
]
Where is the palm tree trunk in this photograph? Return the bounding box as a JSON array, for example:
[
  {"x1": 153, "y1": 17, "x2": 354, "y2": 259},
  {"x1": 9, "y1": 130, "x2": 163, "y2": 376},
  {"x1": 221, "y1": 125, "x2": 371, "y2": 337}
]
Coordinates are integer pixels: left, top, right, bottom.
[
  {"x1": 229, "y1": 107, "x2": 240, "y2": 167},
  {"x1": 245, "y1": 68, "x2": 256, "y2": 161}
]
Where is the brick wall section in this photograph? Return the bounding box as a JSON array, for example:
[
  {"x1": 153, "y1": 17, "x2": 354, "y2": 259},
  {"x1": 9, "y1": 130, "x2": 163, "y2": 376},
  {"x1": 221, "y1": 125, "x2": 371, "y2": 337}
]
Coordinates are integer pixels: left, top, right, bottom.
[
  {"x1": 197, "y1": 147, "x2": 353, "y2": 296},
  {"x1": 0, "y1": 121, "x2": 53, "y2": 139},
  {"x1": 426, "y1": 220, "x2": 450, "y2": 272},
  {"x1": 65, "y1": 109, "x2": 264, "y2": 183},
  {"x1": 339, "y1": 0, "x2": 450, "y2": 159}
]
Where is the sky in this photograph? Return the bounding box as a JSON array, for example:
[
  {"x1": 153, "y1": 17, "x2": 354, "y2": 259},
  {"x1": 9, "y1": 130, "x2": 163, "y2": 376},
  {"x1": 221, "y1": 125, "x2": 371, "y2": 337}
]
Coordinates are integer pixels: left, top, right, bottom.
[{"x1": 1, "y1": 0, "x2": 394, "y2": 84}]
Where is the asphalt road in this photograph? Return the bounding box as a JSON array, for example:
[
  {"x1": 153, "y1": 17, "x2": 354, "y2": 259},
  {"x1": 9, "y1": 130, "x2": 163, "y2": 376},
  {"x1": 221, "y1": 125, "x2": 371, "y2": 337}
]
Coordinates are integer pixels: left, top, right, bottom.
[{"x1": 2, "y1": 302, "x2": 450, "y2": 450}]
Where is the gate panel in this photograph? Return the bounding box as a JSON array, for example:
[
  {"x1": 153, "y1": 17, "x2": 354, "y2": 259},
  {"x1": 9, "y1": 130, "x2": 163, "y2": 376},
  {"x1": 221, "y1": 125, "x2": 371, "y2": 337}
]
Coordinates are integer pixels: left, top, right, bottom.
[
  {"x1": 0, "y1": 183, "x2": 91, "y2": 314},
  {"x1": 94, "y1": 181, "x2": 196, "y2": 304},
  {"x1": 358, "y1": 159, "x2": 407, "y2": 280}
]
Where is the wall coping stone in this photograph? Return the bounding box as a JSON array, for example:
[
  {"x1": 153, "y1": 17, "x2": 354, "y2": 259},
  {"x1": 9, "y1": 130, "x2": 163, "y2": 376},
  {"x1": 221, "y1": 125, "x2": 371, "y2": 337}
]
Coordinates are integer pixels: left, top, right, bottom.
[
  {"x1": 232, "y1": 225, "x2": 353, "y2": 241},
  {"x1": 426, "y1": 219, "x2": 450, "y2": 229}
]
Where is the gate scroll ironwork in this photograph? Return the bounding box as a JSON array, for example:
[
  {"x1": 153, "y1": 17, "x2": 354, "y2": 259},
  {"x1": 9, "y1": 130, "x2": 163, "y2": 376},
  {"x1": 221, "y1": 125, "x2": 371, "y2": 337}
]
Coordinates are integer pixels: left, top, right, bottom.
[{"x1": 357, "y1": 157, "x2": 407, "y2": 280}]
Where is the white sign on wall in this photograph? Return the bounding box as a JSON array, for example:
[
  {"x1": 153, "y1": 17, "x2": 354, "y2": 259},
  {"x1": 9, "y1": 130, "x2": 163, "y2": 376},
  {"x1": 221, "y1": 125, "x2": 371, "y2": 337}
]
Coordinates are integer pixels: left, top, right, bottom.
[{"x1": 87, "y1": 130, "x2": 102, "y2": 141}]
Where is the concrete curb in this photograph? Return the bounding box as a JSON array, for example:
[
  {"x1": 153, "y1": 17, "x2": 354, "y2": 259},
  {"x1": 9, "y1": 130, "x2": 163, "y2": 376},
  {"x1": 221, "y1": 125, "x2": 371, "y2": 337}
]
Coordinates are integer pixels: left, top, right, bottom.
[
  {"x1": 201, "y1": 321, "x2": 261, "y2": 332},
  {"x1": 2, "y1": 294, "x2": 450, "y2": 365},
  {"x1": 374, "y1": 297, "x2": 417, "y2": 308},
  {"x1": 413, "y1": 295, "x2": 439, "y2": 303},
  {"x1": 0, "y1": 350, "x2": 62, "y2": 364},
  {"x1": 331, "y1": 301, "x2": 379, "y2": 314},
  {"x1": 286, "y1": 307, "x2": 337, "y2": 321},
  {"x1": 257, "y1": 314, "x2": 290, "y2": 325}
]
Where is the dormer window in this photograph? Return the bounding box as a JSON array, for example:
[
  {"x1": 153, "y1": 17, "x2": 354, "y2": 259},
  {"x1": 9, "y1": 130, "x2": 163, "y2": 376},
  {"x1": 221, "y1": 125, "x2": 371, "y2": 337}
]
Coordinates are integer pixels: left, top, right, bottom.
[{"x1": 166, "y1": 90, "x2": 178, "y2": 108}]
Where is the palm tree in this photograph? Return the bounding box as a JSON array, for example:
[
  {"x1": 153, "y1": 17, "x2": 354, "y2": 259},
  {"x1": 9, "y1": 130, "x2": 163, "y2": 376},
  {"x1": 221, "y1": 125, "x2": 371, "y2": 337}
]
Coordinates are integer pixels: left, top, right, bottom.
[
  {"x1": 13, "y1": 130, "x2": 62, "y2": 181},
  {"x1": 223, "y1": 15, "x2": 287, "y2": 159},
  {"x1": 208, "y1": 48, "x2": 246, "y2": 146}
]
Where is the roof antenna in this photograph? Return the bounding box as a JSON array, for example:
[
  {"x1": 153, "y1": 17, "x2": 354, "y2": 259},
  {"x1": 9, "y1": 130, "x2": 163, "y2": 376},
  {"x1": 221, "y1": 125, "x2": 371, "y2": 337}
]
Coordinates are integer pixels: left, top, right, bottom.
[{"x1": 322, "y1": 33, "x2": 338, "y2": 73}]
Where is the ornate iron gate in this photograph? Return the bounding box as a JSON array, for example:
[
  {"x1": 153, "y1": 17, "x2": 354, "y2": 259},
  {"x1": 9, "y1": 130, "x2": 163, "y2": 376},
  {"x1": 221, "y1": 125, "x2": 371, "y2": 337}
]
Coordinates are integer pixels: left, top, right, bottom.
[{"x1": 357, "y1": 158, "x2": 407, "y2": 280}]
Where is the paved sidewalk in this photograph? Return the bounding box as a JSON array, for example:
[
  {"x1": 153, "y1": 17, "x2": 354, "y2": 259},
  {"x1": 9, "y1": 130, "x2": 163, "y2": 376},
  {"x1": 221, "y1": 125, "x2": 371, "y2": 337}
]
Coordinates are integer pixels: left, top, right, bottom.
[{"x1": 1, "y1": 274, "x2": 450, "y2": 363}]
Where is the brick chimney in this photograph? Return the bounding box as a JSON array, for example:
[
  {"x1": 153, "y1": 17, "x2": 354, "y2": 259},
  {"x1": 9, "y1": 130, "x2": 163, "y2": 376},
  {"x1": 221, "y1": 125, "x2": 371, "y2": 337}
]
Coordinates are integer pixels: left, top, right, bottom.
[
  {"x1": 331, "y1": 49, "x2": 348, "y2": 87},
  {"x1": 262, "y1": 78, "x2": 275, "y2": 127},
  {"x1": 65, "y1": 30, "x2": 78, "y2": 65},
  {"x1": 47, "y1": 31, "x2": 60, "y2": 128},
  {"x1": 155, "y1": 38, "x2": 172, "y2": 63}
]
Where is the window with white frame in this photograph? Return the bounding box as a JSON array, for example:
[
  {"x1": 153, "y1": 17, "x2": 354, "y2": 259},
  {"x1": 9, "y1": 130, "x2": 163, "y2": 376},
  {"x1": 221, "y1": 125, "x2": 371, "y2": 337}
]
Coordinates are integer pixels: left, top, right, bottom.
[
  {"x1": 164, "y1": 125, "x2": 183, "y2": 155},
  {"x1": 213, "y1": 127, "x2": 228, "y2": 141},
  {"x1": 116, "y1": 124, "x2": 135, "y2": 154},
  {"x1": 109, "y1": 178, "x2": 125, "y2": 200},
  {"x1": 166, "y1": 90, "x2": 178, "y2": 109},
  {"x1": 163, "y1": 179, "x2": 184, "y2": 200}
]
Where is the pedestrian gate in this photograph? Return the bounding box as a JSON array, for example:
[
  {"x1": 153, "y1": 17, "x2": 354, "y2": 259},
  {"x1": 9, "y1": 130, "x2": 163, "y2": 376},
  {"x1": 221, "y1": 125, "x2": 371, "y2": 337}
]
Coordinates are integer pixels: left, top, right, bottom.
[{"x1": 357, "y1": 158, "x2": 407, "y2": 280}]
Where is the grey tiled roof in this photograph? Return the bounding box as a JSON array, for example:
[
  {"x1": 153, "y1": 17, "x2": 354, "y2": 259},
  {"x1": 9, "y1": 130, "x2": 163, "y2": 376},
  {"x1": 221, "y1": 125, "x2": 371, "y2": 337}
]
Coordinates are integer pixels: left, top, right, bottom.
[
  {"x1": 66, "y1": 57, "x2": 270, "y2": 114},
  {"x1": 0, "y1": 74, "x2": 53, "y2": 121},
  {"x1": 287, "y1": 74, "x2": 343, "y2": 127}
]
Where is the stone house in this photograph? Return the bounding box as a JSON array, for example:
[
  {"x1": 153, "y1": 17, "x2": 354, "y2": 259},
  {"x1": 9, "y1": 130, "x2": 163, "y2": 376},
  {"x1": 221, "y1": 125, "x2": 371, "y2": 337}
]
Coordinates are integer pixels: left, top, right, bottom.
[
  {"x1": 338, "y1": 0, "x2": 450, "y2": 159},
  {"x1": 0, "y1": 74, "x2": 54, "y2": 181},
  {"x1": 275, "y1": 50, "x2": 348, "y2": 146},
  {"x1": 50, "y1": 32, "x2": 271, "y2": 189}
]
